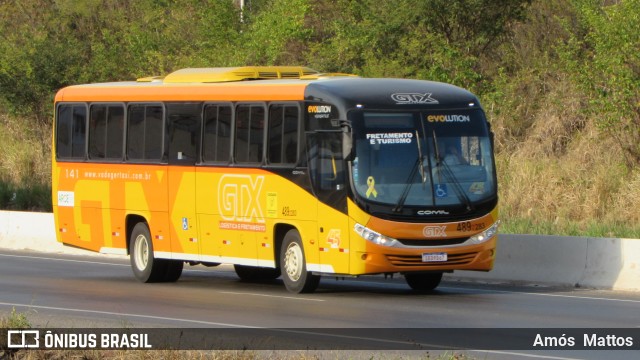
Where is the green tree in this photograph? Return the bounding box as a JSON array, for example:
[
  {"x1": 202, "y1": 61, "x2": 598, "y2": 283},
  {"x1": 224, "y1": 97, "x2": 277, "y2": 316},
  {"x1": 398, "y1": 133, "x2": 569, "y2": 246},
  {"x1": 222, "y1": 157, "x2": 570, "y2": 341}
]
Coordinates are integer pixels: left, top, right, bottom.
[
  {"x1": 304, "y1": 0, "x2": 531, "y2": 89},
  {"x1": 239, "y1": 0, "x2": 312, "y2": 65},
  {"x1": 0, "y1": 0, "x2": 241, "y2": 121},
  {"x1": 567, "y1": 0, "x2": 640, "y2": 166}
]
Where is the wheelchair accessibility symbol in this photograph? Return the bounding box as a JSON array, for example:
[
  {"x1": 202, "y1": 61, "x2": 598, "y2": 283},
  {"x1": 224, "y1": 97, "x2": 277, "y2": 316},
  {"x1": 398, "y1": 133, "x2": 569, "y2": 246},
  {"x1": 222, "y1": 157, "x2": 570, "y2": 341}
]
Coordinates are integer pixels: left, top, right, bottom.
[{"x1": 435, "y1": 184, "x2": 448, "y2": 198}]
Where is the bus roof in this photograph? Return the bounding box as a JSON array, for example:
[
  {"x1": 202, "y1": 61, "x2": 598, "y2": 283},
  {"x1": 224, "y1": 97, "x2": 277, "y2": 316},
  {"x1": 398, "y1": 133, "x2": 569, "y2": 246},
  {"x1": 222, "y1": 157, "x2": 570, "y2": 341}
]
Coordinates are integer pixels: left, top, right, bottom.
[
  {"x1": 305, "y1": 77, "x2": 480, "y2": 110},
  {"x1": 54, "y1": 66, "x2": 480, "y2": 109},
  {"x1": 162, "y1": 66, "x2": 319, "y2": 83},
  {"x1": 55, "y1": 66, "x2": 321, "y2": 102}
]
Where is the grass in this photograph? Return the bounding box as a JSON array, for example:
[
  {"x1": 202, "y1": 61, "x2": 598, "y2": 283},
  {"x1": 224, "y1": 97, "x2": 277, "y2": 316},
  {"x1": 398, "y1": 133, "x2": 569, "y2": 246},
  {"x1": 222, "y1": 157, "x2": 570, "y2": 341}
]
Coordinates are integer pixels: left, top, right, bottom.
[
  {"x1": 0, "y1": 113, "x2": 52, "y2": 212},
  {"x1": 488, "y1": 63, "x2": 640, "y2": 239},
  {"x1": 501, "y1": 217, "x2": 640, "y2": 239},
  {"x1": 1, "y1": 308, "x2": 31, "y2": 329},
  {"x1": 0, "y1": 180, "x2": 52, "y2": 212}
]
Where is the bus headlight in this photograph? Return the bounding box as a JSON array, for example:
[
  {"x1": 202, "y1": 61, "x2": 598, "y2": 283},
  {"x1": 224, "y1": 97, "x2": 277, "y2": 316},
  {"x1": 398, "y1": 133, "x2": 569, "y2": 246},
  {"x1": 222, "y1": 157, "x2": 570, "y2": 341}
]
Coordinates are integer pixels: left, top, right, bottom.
[
  {"x1": 354, "y1": 224, "x2": 400, "y2": 247},
  {"x1": 469, "y1": 220, "x2": 501, "y2": 244}
]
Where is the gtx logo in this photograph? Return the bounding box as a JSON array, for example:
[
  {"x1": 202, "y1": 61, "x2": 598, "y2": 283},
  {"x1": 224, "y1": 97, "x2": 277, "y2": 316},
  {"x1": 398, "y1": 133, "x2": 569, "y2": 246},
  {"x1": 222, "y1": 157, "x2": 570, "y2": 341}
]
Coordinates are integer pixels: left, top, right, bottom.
[
  {"x1": 391, "y1": 93, "x2": 439, "y2": 105},
  {"x1": 218, "y1": 174, "x2": 265, "y2": 223},
  {"x1": 423, "y1": 226, "x2": 447, "y2": 238}
]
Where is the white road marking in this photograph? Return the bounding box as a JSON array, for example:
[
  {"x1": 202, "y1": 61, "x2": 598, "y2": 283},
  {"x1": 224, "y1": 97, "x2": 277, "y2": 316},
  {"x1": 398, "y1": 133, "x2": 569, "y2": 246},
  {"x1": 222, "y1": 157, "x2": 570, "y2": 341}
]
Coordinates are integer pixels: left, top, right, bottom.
[
  {"x1": 438, "y1": 286, "x2": 640, "y2": 305},
  {"x1": 0, "y1": 301, "x2": 257, "y2": 328},
  {"x1": 220, "y1": 291, "x2": 325, "y2": 302},
  {"x1": 0, "y1": 253, "x2": 129, "y2": 267}
]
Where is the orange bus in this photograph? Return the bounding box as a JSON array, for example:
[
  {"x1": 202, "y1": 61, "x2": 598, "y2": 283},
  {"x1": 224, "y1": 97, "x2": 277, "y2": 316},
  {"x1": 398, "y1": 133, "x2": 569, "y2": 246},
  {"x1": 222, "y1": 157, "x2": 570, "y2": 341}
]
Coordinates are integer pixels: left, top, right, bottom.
[{"x1": 52, "y1": 66, "x2": 499, "y2": 293}]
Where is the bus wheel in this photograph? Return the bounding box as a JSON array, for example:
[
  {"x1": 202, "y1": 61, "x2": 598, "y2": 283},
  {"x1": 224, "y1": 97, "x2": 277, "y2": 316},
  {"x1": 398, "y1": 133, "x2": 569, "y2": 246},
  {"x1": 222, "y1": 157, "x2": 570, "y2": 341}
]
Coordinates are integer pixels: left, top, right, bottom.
[
  {"x1": 404, "y1": 272, "x2": 443, "y2": 292},
  {"x1": 280, "y1": 230, "x2": 320, "y2": 293},
  {"x1": 130, "y1": 222, "x2": 166, "y2": 283},
  {"x1": 164, "y1": 260, "x2": 184, "y2": 282},
  {"x1": 234, "y1": 265, "x2": 280, "y2": 282}
]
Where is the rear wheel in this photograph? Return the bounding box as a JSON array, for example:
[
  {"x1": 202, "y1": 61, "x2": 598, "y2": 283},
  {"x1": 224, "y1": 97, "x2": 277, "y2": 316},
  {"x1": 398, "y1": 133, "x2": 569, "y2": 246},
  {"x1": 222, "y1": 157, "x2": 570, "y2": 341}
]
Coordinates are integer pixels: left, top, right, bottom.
[
  {"x1": 130, "y1": 222, "x2": 182, "y2": 283},
  {"x1": 280, "y1": 229, "x2": 320, "y2": 293},
  {"x1": 234, "y1": 265, "x2": 280, "y2": 281},
  {"x1": 164, "y1": 260, "x2": 184, "y2": 282},
  {"x1": 404, "y1": 272, "x2": 443, "y2": 292}
]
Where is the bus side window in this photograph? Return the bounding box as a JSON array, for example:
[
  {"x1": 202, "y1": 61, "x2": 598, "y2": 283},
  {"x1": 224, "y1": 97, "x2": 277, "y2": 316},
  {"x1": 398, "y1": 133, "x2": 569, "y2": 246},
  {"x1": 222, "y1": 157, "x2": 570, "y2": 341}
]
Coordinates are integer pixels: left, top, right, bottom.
[
  {"x1": 89, "y1": 104, "x2": 124, "y2": 161},
  {"x1": 308, "y1": 132, "x2": 345, "y2": 191},
  {"x1": 203, "y1": 103, "x2": 232, "y2": 163},
  {"x1": 127, "y1": 104, "x2": 164, "y2": 162},
  {"x1": 268, "y1": 104, "x2": 299, "y2": 165},
  {"x1": 235, "y1": 104, "x2": 265, "y2": 164},
  {"x1": 167, "y1": 102, "x2": 201, "y2": 165},
  {"x1": 56, "y1": 104, "x2": 87, "y2": 160}
]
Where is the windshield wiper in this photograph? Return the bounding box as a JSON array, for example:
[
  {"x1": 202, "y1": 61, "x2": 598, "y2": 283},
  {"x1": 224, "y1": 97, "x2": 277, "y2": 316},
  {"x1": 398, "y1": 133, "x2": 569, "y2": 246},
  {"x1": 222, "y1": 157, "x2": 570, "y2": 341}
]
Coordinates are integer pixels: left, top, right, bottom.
[
  {"x1": 392, "y1": 157, "x2": 420, "y2": 213},
  {"x1": 415, "y1": 130, "x2": 427, "y2": 186},
  {"x1": 393, "y1": 130, "x2": 428, "y2": 213}
]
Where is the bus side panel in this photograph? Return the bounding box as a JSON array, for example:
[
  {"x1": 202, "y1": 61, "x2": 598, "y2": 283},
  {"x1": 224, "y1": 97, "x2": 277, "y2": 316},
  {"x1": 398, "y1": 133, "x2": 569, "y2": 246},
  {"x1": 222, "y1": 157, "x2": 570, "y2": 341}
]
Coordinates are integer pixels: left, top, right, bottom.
[
  {"x1": 106, "y1": 208, "x2": 127, "y2": 252},
  {"x1": 54, "y1": 163, "x2": 112, "y2": 252},
  {"x1": 167, "y1": 167, "x2": 198, "y2": 260},
  {"x1": 53, "y1": 163, "x2": 169, "y2": 253},
  {"x1": 195, "y1": 167, "x2": 320, "y2": 268},
  {"x1": 195, "y1": 169, "x2": 220, "y2": 262},
  {"x1": 316, "y1": 201, "x2": 350, "y2": 274},
  {"x1": 260, "y1": 174, "x2": 320, "y2": 269},
  {"x1": 121, "y1": 166, "x2": 170, "y2": 254},
  {"x1": 144, "y1": 211, "x2": 172, "y2": 255},
  {"x1": 196, "y1": 168, "x2": 260, "y2": 265}
]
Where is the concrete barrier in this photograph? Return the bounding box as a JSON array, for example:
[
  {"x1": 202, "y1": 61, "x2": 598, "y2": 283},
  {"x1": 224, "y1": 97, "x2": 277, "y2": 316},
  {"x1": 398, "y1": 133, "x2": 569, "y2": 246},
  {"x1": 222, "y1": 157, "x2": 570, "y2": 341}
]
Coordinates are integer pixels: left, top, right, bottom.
[
  {"x1": 1, "y1": 210, "x2": 638, "y2": 291},
  {"x1": 449, "y1": 234, "x2": 640, "y2": 291},
  {"x1": 0, "y1": 210, "x2": 119, "y2": 256}
]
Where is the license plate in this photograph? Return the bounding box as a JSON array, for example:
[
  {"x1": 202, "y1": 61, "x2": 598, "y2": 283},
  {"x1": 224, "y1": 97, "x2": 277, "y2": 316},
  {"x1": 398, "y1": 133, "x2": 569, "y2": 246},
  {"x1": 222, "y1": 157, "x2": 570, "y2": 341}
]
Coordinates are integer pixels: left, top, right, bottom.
[{"x1": 422, "y1": 252, "x2": 447, "y2": 262}]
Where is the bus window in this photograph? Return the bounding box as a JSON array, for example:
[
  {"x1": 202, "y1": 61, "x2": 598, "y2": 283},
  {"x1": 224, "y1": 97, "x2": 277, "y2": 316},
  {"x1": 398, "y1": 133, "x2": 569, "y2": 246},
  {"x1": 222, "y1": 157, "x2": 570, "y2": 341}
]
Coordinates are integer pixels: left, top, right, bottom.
[
  {"x1": 167, "y1": 103, "x2": 201, "y2": 165},
  {"x1": 203, "y1": 103, "x2": 232, "y2": 163},
  {"x1": 234, "y1": 104, "x2": 265, "y2": 163},
  {"x1": 268, "y1": 104, "x2": 299, "y2": 165},
  {"x1": 127, "y1": 104, "x2": 164, "y2": 162},
  {"x1": 56, "y1": 104, "x2": 87, "y2": 160},
  {"x1": 308, "y1": 132, "x2": 345, "y2": 191},
  {"x1": 89, "y1": 104, "x2": 124, "y2": 161}
]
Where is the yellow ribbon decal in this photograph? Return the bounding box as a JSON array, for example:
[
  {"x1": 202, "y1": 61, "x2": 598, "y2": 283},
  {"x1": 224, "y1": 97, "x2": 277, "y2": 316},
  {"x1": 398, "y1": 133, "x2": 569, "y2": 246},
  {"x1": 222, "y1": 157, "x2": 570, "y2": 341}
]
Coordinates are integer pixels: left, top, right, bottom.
[{"x1": 366, "y1": 176, "x2": 378, "y2": 198}]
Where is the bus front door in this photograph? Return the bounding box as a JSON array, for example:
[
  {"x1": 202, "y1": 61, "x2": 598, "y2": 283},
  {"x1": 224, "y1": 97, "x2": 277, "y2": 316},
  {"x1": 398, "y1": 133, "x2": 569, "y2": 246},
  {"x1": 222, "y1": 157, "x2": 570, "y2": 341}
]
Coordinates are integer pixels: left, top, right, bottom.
[{"x1": 308, "y1": 132, "x2": 350, "y2": 274}]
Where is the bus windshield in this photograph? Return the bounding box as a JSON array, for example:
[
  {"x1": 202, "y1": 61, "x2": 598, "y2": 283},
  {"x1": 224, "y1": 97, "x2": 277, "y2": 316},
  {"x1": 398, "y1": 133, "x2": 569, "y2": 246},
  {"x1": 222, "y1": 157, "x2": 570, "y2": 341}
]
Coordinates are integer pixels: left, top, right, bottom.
[{"x1": 350, "y1": 110, "x2": 496, "y2": 210}]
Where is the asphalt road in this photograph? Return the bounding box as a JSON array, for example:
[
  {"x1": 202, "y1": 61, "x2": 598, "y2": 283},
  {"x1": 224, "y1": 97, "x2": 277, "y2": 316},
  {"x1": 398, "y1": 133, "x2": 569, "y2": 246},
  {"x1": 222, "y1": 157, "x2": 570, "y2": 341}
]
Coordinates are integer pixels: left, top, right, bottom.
[{"x1": 1, "y1": 248, "x2": 639, "y2": 359}]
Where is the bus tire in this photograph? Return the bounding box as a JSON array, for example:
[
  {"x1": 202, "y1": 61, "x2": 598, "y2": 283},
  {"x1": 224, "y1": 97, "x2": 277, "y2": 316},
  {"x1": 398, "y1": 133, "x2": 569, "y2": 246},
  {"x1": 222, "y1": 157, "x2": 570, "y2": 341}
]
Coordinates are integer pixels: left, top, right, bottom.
[
  {"x1": 130, "y1": 222, "x2": 167, "y2": 283},
  {"x1": 234, "y1": 265, "x2": 280, "y2": 282},
  {"x1": 280, "y1": 229, "x2": 320, "y2": 293},
  {"x1": 163, "y1": 260, "x2": 184, "y2": 282},
  {"x1": 404, "y1": 272, "x2": 443, "y2": 292}
]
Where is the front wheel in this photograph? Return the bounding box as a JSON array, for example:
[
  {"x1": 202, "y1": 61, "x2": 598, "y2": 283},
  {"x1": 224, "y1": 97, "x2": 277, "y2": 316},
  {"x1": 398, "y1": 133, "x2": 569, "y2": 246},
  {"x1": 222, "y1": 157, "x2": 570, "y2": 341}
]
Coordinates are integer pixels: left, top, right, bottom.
[
  {"x1": 280, "y1": 230, "x2": 320, "y2": 293},
  {"x1": 404, "y1": 272, "x2": 443, "y2": 292}
]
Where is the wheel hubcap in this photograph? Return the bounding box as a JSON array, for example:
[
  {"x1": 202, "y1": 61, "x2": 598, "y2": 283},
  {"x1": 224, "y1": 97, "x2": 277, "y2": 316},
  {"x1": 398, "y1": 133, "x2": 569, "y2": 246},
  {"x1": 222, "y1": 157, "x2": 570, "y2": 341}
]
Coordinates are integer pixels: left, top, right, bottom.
[
  {"x1": 134, "y1": 234, "x2": 149, "y2": 270},
  {"x1": 284, "y1": 242, "x2": 303, "y2": 281}
]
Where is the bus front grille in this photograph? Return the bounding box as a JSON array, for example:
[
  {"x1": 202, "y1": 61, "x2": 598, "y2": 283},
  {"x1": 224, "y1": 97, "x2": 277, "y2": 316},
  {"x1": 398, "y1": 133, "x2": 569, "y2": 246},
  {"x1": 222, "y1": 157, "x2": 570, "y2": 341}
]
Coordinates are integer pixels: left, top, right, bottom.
[
  {"x1": 396, "y1": 237, "x2": 469, "y2": 246},
  {"x1": 386, "y1": 252, "x2": 477, "y2": 267}
]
